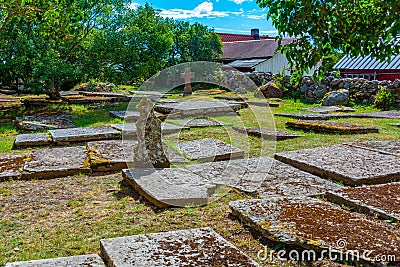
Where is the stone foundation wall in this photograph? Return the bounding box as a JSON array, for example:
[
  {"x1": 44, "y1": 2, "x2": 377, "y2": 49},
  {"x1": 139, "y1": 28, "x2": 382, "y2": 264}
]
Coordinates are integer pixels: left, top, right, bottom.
[{"x1": 300, "y1": 76, "x2": 400, "y2": 106}]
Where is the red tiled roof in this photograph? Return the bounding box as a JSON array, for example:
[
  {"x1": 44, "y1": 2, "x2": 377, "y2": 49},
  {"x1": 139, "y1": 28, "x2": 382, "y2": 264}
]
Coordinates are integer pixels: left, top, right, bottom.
[
  {"x1": 220, "y1": 38, "x2": 296, "y2": 60},
  {"x1": 217, "y1": 33, "x2": 274, "y2": 43}
]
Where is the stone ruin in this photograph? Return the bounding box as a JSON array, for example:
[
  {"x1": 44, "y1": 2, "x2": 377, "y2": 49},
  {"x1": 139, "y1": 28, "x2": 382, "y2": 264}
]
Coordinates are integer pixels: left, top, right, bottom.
[{"x1": 133, "y1": 98, "x2": 170, "y2": 168}]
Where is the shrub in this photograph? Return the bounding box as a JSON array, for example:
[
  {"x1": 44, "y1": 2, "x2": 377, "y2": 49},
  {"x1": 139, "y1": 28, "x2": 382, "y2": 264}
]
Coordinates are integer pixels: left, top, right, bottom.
[{"x1": 374, "y1": 86, "x2": 394, "y2": 111}]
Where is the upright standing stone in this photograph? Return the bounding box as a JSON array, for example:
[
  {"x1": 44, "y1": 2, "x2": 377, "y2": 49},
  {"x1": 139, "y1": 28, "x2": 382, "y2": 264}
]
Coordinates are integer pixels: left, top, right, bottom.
[
  {"x1": 133, "y1": 98, "x2": 170, "y2": 168},
  {"x1": 181, "y1": 67, "x2": 194, "y2": 96}
]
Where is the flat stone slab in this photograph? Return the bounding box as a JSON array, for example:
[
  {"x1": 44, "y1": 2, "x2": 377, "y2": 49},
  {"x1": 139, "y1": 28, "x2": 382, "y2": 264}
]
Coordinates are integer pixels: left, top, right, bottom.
[
  {"x1": 286, "y1": 120, "x2": 379, "y2": 134},
  {"x1": 154, "y1": 100, "x2": 241, "y2": 117},
  {"x1": 50, "y1": 126, "x2": 121, "y2": 144},
  {"x1": 5, "y1": 254, "x2": 105, "y2": 267},
  {"x1": 246, "y1": 101, "x2": 280, "y2": 107},
  {"x1": 274, "y1": 113, "x2": 351, "y2": 120},
  {"x1": 109, "y1": 110, "x2": 161, "y2": 120},
  {"x1": 22, "y1": 146, "x2": 91, "y2": 180},
  {"x1": 110, "y1": 122, "x2": 185, "y2": 137},
  {"x1": 87, "y1": 140, "x2": 137, "y2": 172},
  {"x1": 15, "y1": 115, "x2": 75, "y2": 132},
  {"x1": 390, "y1": 123, "x2": 400, "y2": 127},
  {"x1": 214, "y1": 95, "x2": 249, "y2": 101},
  {"x1": 130, "y1": 90, "x2": 165, "y2": 97},
  {"x1": 0, "y1": 155, "x2": 25, "y2": 181},
  {"x1": 302, "y1": 106, "x2": 355, "y2": 113},
  {"x1": 232, "y1": 127, "x2": 300, "y2": 141},
  {"x1": 14, "y1": 133, "x2": 51, "y2": 148},
  {"x1": 163, "y1": 144, "x2": 188, "y2": 164},
  {"x1": 122, "y1": 168, "x2": 216, "y2": 208},
  {"x1": 346, "y1": 140, "x2": 400, "y2": 157},
  {"x1": 100, "y1": 228, "x2": 260, "y2": 267},
  {"x1": 186, "y1": 157, "x2": 342, "y2": 198},
  {"x1": 326, "y1": 182, "x2": 400, "y2": 222},
  {"x1": 275, "y1": 110, "x2": 400, "y2": 120},
  {"x1": 230, "y1": 197, "x2": 400, "y2": 264},
  {"x1": 172, "y1": 118, "x2": 228, "y2": 128},
  {"x1": 178, "y1": 138, "x2": 244, "y2": 162},
  {"x1": 275, "y1": 144, "x2": 400, "y2": 185},
  {"x1": 354, "y1": 110, "x2": 400, "y2": 119}
]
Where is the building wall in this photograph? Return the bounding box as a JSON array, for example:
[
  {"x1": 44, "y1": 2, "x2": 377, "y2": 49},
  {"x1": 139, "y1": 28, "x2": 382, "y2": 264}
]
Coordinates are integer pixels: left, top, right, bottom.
[
  {"x1": 255, "y1": 52, "x2": 318, "y2": 76},
  {"x1": 341, "y1": 69, "x2": 400, "y2": 81},
  {"x1": 255, "y1": 53, "x2": 291, "y2": 75}
]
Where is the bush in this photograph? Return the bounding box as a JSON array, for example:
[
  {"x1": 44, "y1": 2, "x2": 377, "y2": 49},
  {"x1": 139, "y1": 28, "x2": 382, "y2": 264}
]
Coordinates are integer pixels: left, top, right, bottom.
[{"x1": 374, "y1": 86, "x2": 394, "y2": 110}]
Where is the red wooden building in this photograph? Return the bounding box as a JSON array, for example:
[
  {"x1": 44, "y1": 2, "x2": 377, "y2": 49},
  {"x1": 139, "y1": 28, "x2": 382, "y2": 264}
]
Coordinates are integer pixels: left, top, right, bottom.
[{"x1": 334, "y1": 54, "x2": 400, "y2": 81}]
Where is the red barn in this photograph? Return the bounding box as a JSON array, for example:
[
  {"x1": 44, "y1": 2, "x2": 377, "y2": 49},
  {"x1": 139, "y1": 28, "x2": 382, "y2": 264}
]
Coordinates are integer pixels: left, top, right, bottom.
[{"x1": 334, "y1": 54, "x2": 400, "y2": 81}]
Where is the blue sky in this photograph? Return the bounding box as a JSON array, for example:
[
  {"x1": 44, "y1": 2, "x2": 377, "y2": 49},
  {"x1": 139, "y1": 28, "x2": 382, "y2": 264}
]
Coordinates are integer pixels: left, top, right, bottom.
[{"x1": 129, "y1": 0, "x2": 277, "y2": 36}]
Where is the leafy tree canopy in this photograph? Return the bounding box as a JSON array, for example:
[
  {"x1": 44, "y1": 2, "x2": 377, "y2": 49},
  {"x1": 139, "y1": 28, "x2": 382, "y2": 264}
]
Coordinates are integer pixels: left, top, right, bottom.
[
  {"x1": 0, "y1": 1, "x2": 222, "y2": 95},
  {"x1": 256, "y1": 0, "x2": 400, "y2": 80}
]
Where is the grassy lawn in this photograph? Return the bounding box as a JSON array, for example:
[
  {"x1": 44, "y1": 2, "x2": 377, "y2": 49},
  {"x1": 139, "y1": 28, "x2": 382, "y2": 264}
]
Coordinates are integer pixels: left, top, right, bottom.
[{"x1": 0, "y1": 92, "x2": 399, "y2": 266}]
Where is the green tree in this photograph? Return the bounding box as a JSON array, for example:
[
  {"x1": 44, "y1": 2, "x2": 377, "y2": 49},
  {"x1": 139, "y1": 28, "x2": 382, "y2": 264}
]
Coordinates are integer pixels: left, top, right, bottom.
[
  {"x1": 0, "y1": 0, "x2": 126, "y2": 98},
  {"x1": 256, "y1": 0, "x2": 400, "y2": 80},
  {"x1": 168, "y1": 21, "x2": 223, "y2": 66}
]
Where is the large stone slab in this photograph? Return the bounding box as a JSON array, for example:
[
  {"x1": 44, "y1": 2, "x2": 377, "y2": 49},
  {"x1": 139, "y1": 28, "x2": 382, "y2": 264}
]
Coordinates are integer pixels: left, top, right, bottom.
[
  {"x1": 5, "y1": 254, "x2": 105, "y2": 267},
  {"x1": 14, "y1": 133, "x2": 51, "y2": 148},
  {"x1": 390, "y1": 123, "x2": 400, "y2": 128},
  {"x1": 186, "y1": 157, "x2": 342, "y2": 198},
  {"x1": 100, "y1": 228, "x2": 260, "y2": 267},
  {"x1": 354, "y1": 110, "x2": 400, "y2": 119},
  {"x1": 172, "y1": 118, "x2": 228, "y2": 128},
  {"x1": 214, "y1": 95, "x2": 249, "y2": 101},
  {"x1": 276, "y1": 110, "x2": 400, "y2": 120},
  {"x1": 286, "y1": 120, "x2": 379, "y2": 134},
  {"x1": 109, "y1": 111, "x2": 161, "y2": 120},
  {"x1": 22, "y1": 146, "x2": 91, "y2": 180},
  {"x1": 177, "y1": 138, "x2": 244, "y2": 162},
  {"x1": 230, "y1": 197, "x2": 400, "y2": 264},
  {"x1": 346, "y1": 140, "x2": 400, "y2": 157},
  {"x1": 110, "y1": 122, "x2": 185, "y2": 137},
  {"x1": 15, "y1": 115, "x2": 75, "y2": 132},
  {"x1": 50, "y1": 126, "x2": 121, "y2": 144},
  {"x1": 245, "y1": 101, "x2": 280, "y2": 107},
  {"x1": 122, "y1": 168, "x2": 216, "y2": 208},
  {"x1": 162, "y1": 144, "x2": 188, "y2": 164},
  {"x1": 232, "y1": 127, "x2": 300, "y2": 141},
  {"x1": 0, "y1": 155, "x2": 25, "y2": 181},
  {"x1": 326, "y1": 183, "x2": 400, "y2": 222},
  {"x1": 130, "y1": 90, "x2": 165, "y2": 97},
  {"x1": 275, "y1": 145, "x2": 400, "y2": 185},
  {"x1": 87, "y1": 140, "x2": 137, "y2": 172},
  {"x1": 154, "y1": 100, "x2": 241, "y2": 117},
  {"x1": 301, "y1": 106, "x2": 355, "y2": 113},
  {"x1": 274, "y1": 113, "x2": 351, "y2": 120}
]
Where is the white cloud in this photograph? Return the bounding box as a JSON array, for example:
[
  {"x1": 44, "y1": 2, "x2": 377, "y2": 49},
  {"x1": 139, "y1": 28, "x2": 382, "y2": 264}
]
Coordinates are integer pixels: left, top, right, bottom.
[
  {"x1": 127, "y1": 2, "x2": 139, "y2": 10},
  {"x1": 231, "y1": 8, "x2": 244, "y2": 15},
  {"x1": 160, "y1": 2, "x2": 229, "y2": 19},
  {"x1": 246, "y1": 14, "x2": 266, "y2": 19},
  {"x1": 229, "y1": 0, "x2": 252, "y2": 4}
]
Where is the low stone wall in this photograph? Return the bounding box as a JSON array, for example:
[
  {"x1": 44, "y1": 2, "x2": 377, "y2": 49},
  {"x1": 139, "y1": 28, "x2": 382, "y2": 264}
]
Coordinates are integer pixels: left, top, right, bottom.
[{"x1": 300, "y1": 76, "x2": 400, "y2": 106}]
